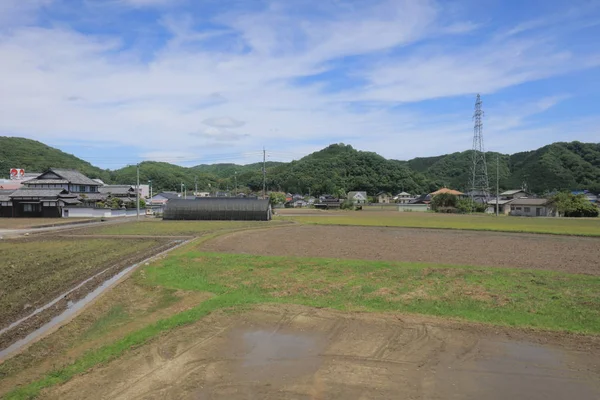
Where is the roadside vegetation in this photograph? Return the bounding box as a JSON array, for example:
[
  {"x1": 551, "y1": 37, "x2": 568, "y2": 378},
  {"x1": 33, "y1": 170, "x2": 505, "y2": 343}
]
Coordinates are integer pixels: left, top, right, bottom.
[
  {"x1": 6, "y1": 248, "x2": 600, "y2": 399},
  {"x1": 0, "y1": 218, "x2": 95, "y2": 230},
  {"x1": 279, "y1": 211, "x2": 600, "y2": 236}
]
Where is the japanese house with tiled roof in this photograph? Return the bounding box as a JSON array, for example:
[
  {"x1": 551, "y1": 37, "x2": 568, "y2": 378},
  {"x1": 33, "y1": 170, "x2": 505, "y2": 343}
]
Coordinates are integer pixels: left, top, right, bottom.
[{"x1": 2, "y1": 168, "x2": 101, "y2": 217}]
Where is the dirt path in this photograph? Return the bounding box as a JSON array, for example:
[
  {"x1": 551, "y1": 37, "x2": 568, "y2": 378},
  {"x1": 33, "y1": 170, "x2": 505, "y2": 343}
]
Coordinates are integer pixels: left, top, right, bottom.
[
  {"x1": 201, "y1": 225, "x2": 600, "y2": 275},
  {"x1": 43, "y1": 304, "x2": 600, "y2": 400}
]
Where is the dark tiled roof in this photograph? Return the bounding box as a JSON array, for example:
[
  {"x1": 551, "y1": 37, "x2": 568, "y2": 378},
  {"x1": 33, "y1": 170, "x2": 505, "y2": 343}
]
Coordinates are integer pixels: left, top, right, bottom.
[
  {"x1": 79, "y1": 193, "x2": 106, "y2": 201},
  {"x1": 99, "y1": 185, "x2": 134, "y2": 195},
  {"x1": 61, "y1": 198, "x2": 82, "y2": 205},
  {"x1": 0, "y1": 189, "x2": 14, "y2": 201},
  {"x1": 10, "y1": 188, "x2": 69, "y2": 198},
  {"x1": 25, "y1": 179, "x2": 69, "y2": 185},
  {"x1": 155, "y1": 192, "x2": 180, "y2": 199},
  {"x1": 48, "y1": 169, "x2": 101, "y2": 186}
]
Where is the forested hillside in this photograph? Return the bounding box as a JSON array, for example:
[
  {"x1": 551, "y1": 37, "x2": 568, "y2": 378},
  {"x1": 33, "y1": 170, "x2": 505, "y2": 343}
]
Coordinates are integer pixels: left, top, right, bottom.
[
  {"x1": 0, "y1": 137, "x2": 111, "y2": 181},
  {"x1": 1, "y1": 136, "x2": 598, "y2": 195}
]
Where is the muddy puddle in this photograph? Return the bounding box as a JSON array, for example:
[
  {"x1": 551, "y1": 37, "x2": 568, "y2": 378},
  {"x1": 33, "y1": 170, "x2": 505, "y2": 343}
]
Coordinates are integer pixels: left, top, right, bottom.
[
  {"x1": 0, "y1": 239, "x2": 190, "y2": 361},
  {"x1": 45, "y1": 305, "x2": 600, "y2": 400}
]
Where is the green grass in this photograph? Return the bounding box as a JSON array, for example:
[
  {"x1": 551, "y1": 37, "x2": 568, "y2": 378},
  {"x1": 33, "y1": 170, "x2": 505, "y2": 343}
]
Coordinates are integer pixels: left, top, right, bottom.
[
  {"x1": 79, "y1": 220, "x2": 282, "y2": 236},
  {"x1": 279, "y1": 212, "x2": 600, "y2": 236},
  {"x1": 8, "y1": 251, "x2": 600, "y2": 399}
]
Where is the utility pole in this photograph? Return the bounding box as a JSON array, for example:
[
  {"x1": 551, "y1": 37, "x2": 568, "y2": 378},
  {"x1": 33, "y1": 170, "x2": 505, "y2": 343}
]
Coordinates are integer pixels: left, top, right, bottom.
[
  {"x1": 262, "y1": 147, "x2": 266, "y2": 199},
  {"x1": 136, "y1": 164, "x2": 140, "y2": 221},
  {"x1": 148, "y1": 180, "x2": 152, "y2": 202},
  {"x1": 194, "y1": 176, "x2": 198, "y2": 195},
  {"x1": 234, "y1": 171, "x2": 237, "y2": 196},
  {"x1": 496, "y1": 156, "x2": 500, "y2": 217}
]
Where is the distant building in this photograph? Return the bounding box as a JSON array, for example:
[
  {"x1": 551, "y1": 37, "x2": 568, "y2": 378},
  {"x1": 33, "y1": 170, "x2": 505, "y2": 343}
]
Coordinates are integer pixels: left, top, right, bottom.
[
  {"x1": 149, "y1": 192, "x2": 180, "y2": 205},
  {"x1": 509, "y1": 198, "x2": 557, "y2": 217},
  {"x1": 572, "y1": 190, "x2": 598, "y2": 203},
  {"x1": 195, "y1": 192, "x2": 210, "y2": 197},
  {"x1": 431, "y1": 188, "x2": 463, "y2": 196},
  {"x1": 410, "y1": 194, "x2": 432, "y2": 204},
  {"x1": 394, "y1": 191, "x2": 415, "y2": 204},
  {"x1": 486, "y1": 199, "x2": 513, "y2": 215},
  {"x1": 500, "y1": 189, "x2": 529, "y2": 199},
  {"x1": 376, "y1": 192, "x2": 392, "y2": 204},
  {"x1": 347, "y1": 191, "x2": 368, "y2": 204},
  {"x1": 99, "y1": 185, "x2": 136, "y2": 200}
]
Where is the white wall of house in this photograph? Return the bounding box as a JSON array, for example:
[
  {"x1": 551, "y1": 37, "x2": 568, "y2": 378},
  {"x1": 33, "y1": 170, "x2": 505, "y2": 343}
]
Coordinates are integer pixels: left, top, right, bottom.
[
  {"x1": 509, "y1": 205, "x2": 555, "y2": 217},
  {"x1": 398, "y1": 204, "x2": 429, "y2": 212},
  {"x1": 62, "y1": 207, "x2": 141, "y2": 218}
]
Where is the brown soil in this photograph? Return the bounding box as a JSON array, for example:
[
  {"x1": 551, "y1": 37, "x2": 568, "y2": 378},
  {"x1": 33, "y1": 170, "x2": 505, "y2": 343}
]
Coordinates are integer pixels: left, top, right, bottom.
[
  {"x1": 42, "y1": 304, "x2": 600, "y2": 400},
  {"x1": 202, "y1": 225, "x2": 600, "y2": 275},
  {"x1": 0, "y1": 281, "x2": 211, "y2": 395},
  {"x1": 0, "y1": 239, "x2": 181, "y2": 351}
]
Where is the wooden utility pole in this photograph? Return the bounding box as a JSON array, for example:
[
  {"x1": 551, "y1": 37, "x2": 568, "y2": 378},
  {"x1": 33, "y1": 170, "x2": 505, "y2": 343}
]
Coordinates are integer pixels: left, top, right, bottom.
[
  {"x1": 136, "y1": 164, "x2": 140, "y2": 221},
  {"x1": 496, "y1": 156, "x2": 500, "y2": 217},
  {"x1": 262, "y1": 147, "x2": 266, "y2": 199}
]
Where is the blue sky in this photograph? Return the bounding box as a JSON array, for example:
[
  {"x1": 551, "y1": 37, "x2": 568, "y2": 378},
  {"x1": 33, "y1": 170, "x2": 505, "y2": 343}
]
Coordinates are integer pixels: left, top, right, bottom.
[{"x1": 1, "y1": 0, "x2": 599, "y2": 168}]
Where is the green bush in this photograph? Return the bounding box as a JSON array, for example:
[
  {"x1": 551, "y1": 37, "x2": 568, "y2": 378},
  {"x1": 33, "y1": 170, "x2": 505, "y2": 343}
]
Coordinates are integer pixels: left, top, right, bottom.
[{"x1": 431, "y1": 193, "x2": 458, "y2": 212}]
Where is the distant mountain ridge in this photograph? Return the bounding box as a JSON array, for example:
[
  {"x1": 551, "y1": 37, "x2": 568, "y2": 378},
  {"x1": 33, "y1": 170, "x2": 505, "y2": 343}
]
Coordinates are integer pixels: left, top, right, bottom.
[{"x1": 1, "y1": 136, "x2": 599, "y2": 194}]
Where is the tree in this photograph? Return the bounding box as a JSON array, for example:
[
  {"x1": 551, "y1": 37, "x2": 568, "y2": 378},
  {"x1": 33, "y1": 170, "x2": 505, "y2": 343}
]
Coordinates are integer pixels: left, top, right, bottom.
[
  {"x1": 551, "y1": 192, "x2": 599, "y2": 217},
  {"x1": 456, "y1": 198, "x2": 486, "y2": 213},
  {"x1": 431, "y1": 193, "x2": 458, "y2": 212},
  {"x1": 269, "y1": 192, "x2": 286, "y2": 206}
]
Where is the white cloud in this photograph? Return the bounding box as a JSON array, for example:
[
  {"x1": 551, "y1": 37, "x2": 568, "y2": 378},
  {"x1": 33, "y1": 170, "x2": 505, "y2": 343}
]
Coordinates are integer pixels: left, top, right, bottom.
[
  {"x1": 203, "y1": 117, "x2": 245, "y2": 128},
  {"x1": 0, "y1": 0, "x2": 598, "y2": 167}
]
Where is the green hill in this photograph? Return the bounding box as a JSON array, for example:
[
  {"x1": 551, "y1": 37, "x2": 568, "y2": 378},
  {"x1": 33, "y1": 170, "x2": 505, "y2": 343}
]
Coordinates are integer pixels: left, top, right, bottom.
[
  {"x1": 1, "y1": 136, "x2": 599, "y2": 195},
  {"x1": 0, "y1": 137, "x2": 111, "y2": 181}
]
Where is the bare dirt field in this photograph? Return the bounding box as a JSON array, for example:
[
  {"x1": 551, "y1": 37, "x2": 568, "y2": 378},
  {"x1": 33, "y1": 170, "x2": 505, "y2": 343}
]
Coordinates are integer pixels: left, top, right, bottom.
[
  {"x1": 0, "y1": 236, "x2": 178, "y2": 353},
  {"x1": 202, "y1": 225, "x2": 600, "y2": 275},
  {"x1": 43, "y1": 304, "x2": 600, "y2": 400}
]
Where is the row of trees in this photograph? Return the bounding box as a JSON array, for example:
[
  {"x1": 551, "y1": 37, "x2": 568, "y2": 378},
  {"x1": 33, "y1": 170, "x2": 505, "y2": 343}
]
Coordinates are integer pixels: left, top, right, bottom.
[{"x1": 429, "y1": 192, "x2": 599, "y2": 217}]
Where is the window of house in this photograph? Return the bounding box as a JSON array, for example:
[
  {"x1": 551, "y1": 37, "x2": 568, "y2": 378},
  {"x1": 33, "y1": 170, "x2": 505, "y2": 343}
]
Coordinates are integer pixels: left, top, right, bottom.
[
  {"x1": 23, "y1": 204, "x2": 38, "y2": 212},
  {"x1": 510, "y1": 206, "x2": 515, "y2": 210},
  {"x1": 516, "y1": 207, "x2": 522, "y2": 211},
  {"x1": 524, "y1": 207, "x2": 530, "y2": 212}
]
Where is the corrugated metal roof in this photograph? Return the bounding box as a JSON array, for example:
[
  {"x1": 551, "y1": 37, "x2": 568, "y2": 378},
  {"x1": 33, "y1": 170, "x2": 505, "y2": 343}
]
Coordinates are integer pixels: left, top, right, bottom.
[
  {"x1": 487, "y1": 199, "x2": 514, "y2": 205},
  {"x1": 500, "y1": 189, "x2": 525, "y2": 196}
]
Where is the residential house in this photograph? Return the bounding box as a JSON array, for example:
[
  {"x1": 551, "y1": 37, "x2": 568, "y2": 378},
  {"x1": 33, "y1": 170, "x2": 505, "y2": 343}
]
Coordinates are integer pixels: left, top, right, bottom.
[
  {"x1": 394, "y1": 191, "x2": 415, "y2": 204},
  {"x1": 315, "y1": 195, "x2": 343, "y2": 209},
  {"x1": 572, "y1": 190, "x2": 598, "y2": 204},
  {"x1": 0, "y1": 190, "x2": 15, "y2": 217},
  {"x1": 4, "y1": 169, "x2": 103, "y2": 217},
  {"x1": 99, "y1": 185, "x2": 136, "y2": 200},
  {"x1": 7, "y1": 188, "x2": 80, "y2": 217},
  {"x1": 410, "y1": 194, "x2": 432, "y2": 205},
  {"x1": 347, "y1": 191, "x2": 368, "y2": 204},
  {"x1": 462, "y1": 190, "x2": 490, "y2": 203},
  {"x1": 150, "y1": 192, "x2": 180, "y2": 205},
  {"x1": 500, "y1": 189, "x2": 529, "y2": 199},
  {"x1": 509, "y1": 198, "x2": 556, "y2": 217},
  {"x1": 431, "y1": 188, "x2": 464, "y2": 196},
  {"x1": 195, "y1": 192, "x2": 210, "y2": 197},
  {"x1": 486, "y1": 199, "x2": 513, "y2": 215},
  {"x1": 376, "y1": 192, "x2": 392, "y2": 204}
]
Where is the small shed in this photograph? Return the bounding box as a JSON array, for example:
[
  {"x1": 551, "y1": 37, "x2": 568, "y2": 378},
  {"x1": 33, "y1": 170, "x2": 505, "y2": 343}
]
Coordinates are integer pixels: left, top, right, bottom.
[{"x1": 163, "y1": 198, "x2": 272, "y2": 221}]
